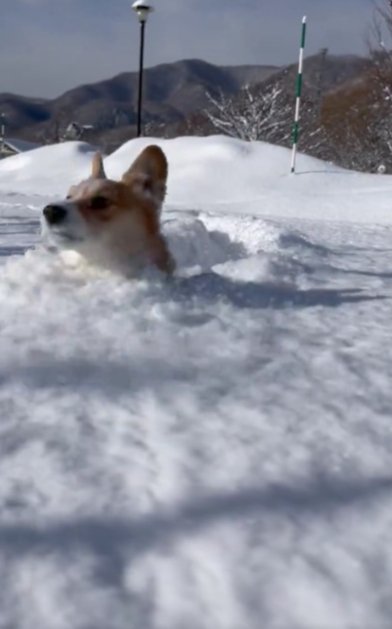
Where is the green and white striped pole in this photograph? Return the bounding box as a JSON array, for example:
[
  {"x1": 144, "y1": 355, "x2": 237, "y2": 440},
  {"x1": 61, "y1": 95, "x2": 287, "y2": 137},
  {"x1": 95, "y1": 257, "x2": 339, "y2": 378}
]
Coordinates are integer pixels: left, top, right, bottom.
[{"x1": 290, "y1": 16, "x2": 307, "y2": 174}]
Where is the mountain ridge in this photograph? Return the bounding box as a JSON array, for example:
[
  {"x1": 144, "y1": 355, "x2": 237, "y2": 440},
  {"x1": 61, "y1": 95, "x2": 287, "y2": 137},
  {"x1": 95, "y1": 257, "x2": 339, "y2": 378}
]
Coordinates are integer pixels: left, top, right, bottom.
[{"x1": 0, "y1": 55, "x2": 369, "y2": 151}]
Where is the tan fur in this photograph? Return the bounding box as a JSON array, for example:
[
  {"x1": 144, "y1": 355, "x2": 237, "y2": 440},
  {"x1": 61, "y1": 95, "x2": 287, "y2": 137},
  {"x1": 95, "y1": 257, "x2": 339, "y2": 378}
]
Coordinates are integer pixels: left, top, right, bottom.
[
  {"x1": 91, "y1": 152, "x2": 107, "y2": 179},
  {"x1": 122, "y1": 145, "x2": 167, "y2": 204},
  {"x1": 67, "y1": 145, "x2": 175, "y2": 275}
]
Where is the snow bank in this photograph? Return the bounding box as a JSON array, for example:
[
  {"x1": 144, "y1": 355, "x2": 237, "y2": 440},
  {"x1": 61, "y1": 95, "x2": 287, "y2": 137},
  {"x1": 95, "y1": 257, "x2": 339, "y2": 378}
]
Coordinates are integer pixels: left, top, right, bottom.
[
  {"x1": 0, "y1": 141, "x2": 97, "y2": 196},
  {"x1": 1, "y1": 136, "x2": 392, "y2": 223}
]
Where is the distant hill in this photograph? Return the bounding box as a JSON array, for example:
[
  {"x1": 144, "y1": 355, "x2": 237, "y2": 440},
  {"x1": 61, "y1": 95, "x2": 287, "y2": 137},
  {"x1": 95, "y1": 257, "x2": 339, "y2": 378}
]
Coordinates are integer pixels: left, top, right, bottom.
[
  {"x1": 0, "y1": 59, "x2": 278, "y2": 149},
  {"x1": 151, "y1": 53, "x2": 370, "y2": 138},
  {"x1": 0, "y1": 54, "x2": 370, "y2": 153}
]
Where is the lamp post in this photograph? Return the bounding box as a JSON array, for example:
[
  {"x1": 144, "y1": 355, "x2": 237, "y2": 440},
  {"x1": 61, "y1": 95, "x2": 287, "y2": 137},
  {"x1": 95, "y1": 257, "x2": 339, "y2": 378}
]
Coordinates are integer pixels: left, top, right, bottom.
[
  {"x1": 0, "y1": 114, "x2": 6, "y2": 159},
  {"x1": 132, "y1": 0, "x2": 154, "y2": 138}
]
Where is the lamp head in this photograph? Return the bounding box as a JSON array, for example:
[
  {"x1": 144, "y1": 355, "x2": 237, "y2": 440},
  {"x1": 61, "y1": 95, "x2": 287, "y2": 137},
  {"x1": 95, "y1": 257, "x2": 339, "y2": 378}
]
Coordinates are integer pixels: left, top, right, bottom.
[{"x1": 132, "y1": 0, "x2": 154, "y2": 22}]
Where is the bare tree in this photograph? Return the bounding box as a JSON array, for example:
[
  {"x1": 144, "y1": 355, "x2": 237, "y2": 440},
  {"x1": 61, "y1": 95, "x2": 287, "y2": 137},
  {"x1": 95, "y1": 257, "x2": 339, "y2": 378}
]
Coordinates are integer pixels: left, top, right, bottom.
[
  {"x1": 369, "y1": 1, "x2": 392, "y2": 91},
  {"x1": 205, "y1": 83, "x2": 291, "y2": 143},
  {"x1": 370, "y1": 1, "x2": 392, "y2": 51},
  {"x1": 364, "y1": 0, "x2": 392, "y2": 169}
]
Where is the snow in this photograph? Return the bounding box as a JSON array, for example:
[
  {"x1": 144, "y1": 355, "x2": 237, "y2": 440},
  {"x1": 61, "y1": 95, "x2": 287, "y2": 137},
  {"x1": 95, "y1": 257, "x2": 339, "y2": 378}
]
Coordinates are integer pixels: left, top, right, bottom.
[
  {"x1": 3, "y1": 136, "x2": 392, "y2": 223},
  {"x1": 0, "y1": 136, "x2": 392, "y2": 629}
]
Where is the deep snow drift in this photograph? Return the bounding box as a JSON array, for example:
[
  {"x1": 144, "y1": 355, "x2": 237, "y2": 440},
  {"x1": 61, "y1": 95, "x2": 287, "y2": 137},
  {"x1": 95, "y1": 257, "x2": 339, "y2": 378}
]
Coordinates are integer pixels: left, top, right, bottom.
[{"x1": 0, "y1": 137, "x2": 392, "y2": 629}]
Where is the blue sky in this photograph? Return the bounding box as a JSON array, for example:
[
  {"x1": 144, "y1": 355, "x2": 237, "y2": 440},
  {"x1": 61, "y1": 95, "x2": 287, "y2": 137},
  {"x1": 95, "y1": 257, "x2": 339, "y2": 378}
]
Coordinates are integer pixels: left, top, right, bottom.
[{"x1": 1, "y1": 0, "x2": 375, "y2": 98}]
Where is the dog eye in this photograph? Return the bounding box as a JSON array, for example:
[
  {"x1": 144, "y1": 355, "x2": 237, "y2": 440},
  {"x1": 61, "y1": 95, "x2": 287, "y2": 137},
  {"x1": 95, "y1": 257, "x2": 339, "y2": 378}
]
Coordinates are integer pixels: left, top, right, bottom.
[{"x1": 90, "y1": 196, "x2": 109, "y2": 210}]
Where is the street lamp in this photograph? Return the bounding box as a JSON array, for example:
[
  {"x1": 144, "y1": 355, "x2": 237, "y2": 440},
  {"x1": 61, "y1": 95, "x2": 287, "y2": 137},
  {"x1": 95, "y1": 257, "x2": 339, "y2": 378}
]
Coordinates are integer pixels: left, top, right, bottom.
[
  {"x1": 0, "y1": 114, "x2": 6, "y2": 159},
  {"x1": 132, "y1": 0, "x2": 154, "y2": 137}
]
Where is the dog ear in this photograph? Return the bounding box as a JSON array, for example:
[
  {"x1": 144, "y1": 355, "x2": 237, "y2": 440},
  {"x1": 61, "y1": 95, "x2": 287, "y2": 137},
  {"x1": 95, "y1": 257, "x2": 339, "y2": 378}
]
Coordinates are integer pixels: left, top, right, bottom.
[
  {"x1": 91, "y1": 152, "x2": 107, "y2": 179},
  {"x1": 122, "y1": 145, "x2": 168, "y2": 204}
]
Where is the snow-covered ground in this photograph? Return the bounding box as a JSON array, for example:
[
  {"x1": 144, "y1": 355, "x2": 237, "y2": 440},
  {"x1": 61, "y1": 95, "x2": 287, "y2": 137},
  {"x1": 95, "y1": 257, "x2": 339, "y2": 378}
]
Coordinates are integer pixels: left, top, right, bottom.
[{"x1": 0, "y1": 136, "x2": 392, "y2": 629}]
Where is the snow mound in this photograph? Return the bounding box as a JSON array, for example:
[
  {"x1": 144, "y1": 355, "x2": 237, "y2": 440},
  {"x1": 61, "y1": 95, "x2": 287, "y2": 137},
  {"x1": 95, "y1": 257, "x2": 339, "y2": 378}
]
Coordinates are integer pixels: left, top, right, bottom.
[
  {"x1": 106, "y1": 135, "x2": 344, "y2": 207},
  {"x1": 2, "y1": 135, "x2": 392, "y2": 223},
  {"x1": 0, "y1": 141, "x2": 97, "y2": 196}
]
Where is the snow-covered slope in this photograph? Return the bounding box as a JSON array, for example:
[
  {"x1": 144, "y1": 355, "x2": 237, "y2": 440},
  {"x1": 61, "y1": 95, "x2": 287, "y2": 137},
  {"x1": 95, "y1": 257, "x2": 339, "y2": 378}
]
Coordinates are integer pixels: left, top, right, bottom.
[
  {"x1": 0, "y1": 137, "x2": 392, "y2": 629},
  {"x1": 1, "y1": 136, "x2": 392, "y2": 222}
]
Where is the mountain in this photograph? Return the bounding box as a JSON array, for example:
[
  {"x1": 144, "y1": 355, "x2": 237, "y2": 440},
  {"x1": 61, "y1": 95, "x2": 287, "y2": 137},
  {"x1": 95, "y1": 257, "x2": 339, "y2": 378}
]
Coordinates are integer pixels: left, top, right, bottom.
[
  {"x1": 0, "y1": 55, "x2": 371, "y2": 153},
  {"x1": 171, "y1": 53, "x2": 372, "y2": 153},
  {"x1": 0, "y1": 59, "x2": 278, "y2": 149}
]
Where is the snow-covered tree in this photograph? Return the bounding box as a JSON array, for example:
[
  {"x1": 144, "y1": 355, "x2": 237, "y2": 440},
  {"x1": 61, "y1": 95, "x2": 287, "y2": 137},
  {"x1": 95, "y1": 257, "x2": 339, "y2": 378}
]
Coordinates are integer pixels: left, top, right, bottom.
[
  {"x1": 205, "y1": 83, "x2": 291, "y2": 143},
  {"x1": 368, "y1": 0, "x2": 392, "y2": 158}
]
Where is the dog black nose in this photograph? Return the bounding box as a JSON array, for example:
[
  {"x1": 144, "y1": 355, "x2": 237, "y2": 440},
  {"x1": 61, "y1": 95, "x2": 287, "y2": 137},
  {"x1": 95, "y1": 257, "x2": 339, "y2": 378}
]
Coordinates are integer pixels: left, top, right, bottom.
[{"x1": 43, "y1": 204, "x2": 67, "y2": 225}]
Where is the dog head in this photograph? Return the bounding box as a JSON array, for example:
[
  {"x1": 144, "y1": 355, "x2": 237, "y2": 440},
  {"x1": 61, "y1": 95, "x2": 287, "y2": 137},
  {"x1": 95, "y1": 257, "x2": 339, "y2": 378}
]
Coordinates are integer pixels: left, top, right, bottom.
[{"x1": 42, "y1": 145, "x2": 169, "y2": 272}]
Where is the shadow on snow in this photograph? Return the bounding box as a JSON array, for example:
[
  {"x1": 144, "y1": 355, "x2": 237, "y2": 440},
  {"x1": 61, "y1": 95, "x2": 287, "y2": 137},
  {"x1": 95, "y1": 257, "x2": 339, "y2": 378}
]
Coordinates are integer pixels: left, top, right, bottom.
[
  {"x1": 0, "y1": 474, "x2": 391, "y2": 584},
  {"x1": 171, "y1": 272, "x2": 389, "y2": 310}
]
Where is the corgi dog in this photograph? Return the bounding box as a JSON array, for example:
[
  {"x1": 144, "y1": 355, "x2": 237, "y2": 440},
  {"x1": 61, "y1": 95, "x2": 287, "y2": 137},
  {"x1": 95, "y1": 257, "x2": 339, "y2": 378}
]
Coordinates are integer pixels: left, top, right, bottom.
[{"x1": 42, "y1": 145, "x2": 175, "y2": 276}]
